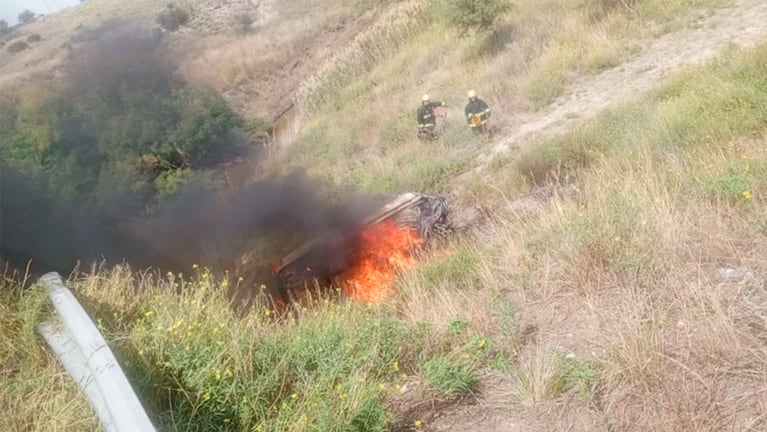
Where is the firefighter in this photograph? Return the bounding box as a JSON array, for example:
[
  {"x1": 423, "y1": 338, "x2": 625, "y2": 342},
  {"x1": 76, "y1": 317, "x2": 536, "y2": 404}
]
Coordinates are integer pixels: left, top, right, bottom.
[
  {"x1": 464, "y1": 90, "x2": 491, "y2": 137},
  {"x1": 416, "y1": 94, "x2": 446, "y2": 140}
]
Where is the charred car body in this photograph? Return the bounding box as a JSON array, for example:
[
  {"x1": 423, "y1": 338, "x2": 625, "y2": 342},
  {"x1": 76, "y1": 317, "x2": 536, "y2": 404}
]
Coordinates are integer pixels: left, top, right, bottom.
[{"x1": 272, "y1": 192, "x2": 450, "y2": 304}]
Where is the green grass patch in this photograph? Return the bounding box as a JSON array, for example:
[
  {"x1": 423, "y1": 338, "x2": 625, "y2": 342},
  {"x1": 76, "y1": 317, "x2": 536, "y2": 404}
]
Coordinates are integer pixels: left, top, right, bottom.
[
  {"x1": 418, "y1": 245, "x2": 481, "y2": 290},
  {"x1": 418, "y1": 334, "x2": 492, "y2": 396},
  {"x1": 419, "y1": 355, "x2": 479, "y2": 395},
  {"x1": 556, "y1": 352, "x2": 603, "y2": 401}
]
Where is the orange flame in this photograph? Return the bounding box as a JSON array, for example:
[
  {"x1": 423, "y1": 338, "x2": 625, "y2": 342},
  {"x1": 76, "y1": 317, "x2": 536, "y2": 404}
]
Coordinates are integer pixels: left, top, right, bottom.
[{"x1": 339, "y1": 219, "x2": 423, "y2": 304}]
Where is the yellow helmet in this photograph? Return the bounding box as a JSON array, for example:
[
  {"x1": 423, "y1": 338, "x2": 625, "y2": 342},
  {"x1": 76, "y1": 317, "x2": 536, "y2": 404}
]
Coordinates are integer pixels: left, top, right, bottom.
[
  {"x1": 422, "y1": 94, "x2": 430, "y2": 102},
  {"x1": 467, "y1": 90, "x2": 477, "y2": 99}
]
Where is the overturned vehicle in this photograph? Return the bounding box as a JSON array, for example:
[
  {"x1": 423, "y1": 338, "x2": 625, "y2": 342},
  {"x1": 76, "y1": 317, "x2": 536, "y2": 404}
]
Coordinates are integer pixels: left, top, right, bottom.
[{"x1": 270, "y1": 192, "x2": 450, "y2": 305}]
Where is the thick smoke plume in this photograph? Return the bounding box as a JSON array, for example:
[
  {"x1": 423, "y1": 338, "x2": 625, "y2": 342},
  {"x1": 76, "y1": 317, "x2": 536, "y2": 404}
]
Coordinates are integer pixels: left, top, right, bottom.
[
  {"x1": 0, "y1": 23, "x2": 388, "y2": 284},
  {"x1": 0, "y1": 166, "x2": 180, "y2": 275},
  {"x1": 134, "y1": 169, "x2": 387, "y2": 272},
  {"x1": 2, "y1": 163, "x2": 387, "y2": 281}
]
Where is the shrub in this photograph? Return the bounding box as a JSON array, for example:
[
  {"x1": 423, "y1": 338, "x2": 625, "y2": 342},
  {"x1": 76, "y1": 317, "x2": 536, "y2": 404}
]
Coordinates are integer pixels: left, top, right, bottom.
[
  {"x1": 26, "y1": 34, "x2": 41, "y2": 43},
  {"x1": 156, "y1": 4, "x2": 189, "y2": 32},
  {"x1": 6, "y1": 40, "x2": 29, "y2": 53},
  {"x1": 234, "y1": 14, "x2": 254, "y2": 35},
  {"x1": 444, "y1": 0, "x2": 513, "y2": 36},
  {"x1": 17, "y1": 10, "x2": 36, "y2": 25}
]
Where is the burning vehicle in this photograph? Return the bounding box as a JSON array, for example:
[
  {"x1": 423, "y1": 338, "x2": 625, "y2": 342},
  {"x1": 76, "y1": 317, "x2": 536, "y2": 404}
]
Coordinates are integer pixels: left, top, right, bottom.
[{"x1": 271, "y1": 192, "x2": 450, "y2": 305}]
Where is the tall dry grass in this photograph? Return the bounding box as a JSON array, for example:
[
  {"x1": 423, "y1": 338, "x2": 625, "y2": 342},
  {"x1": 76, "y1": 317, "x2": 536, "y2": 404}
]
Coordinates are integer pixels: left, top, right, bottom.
[{"x1": 457, "y1": 42, "x2": 767, "y2": 429}]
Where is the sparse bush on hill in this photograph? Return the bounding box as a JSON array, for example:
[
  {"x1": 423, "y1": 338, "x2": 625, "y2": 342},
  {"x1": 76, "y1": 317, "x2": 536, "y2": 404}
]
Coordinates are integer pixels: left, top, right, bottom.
[
  {"x1": 5, "y1": 40, "x2": 28, "y2": 53},
  {"x1": 233, "y1": 13, "x2": 254, "y2": 35},
  {"x1": 156, "y1": 3, "x2": 190, "y2": 32},
  {"x1": 26, "y1": 33, "x2": 41, "y2": 43},
  {"x1": 443, "y1": 0, "x2": 513, "y2": 36},
  {"x1": 0, "y1": 20, "x2": 10, "y2": 36},
  {"x1": 17, "y1": 10, "x2": 36, "y2": 25}
]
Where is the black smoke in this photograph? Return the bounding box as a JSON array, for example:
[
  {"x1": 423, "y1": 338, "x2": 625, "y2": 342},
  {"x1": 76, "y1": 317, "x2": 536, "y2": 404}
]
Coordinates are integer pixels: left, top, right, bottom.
[
  {"x1": 133, "y1": 169, "x2": 387, "y2": 272},
  {"x1": 0, "y1": 23, "x2": 389, "y2": 285},
  {"x1": 1, "y1": 162, "x2": 389, "y2": 283},
  {"x1": 0, "y1": 165, "x2": 183, "y2": 276}
]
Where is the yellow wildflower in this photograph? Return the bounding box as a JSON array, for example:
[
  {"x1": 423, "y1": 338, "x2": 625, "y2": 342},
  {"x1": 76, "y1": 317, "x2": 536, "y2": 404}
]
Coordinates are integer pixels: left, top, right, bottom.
[
  {"x1": 291, "y1": 393, "x2": 298, "y2": 400},
  {"x1": 742, "y1": 190, "x2": 752, "y2": 200},
  {"x1": 192, "y1": 264, "x2": 199, "y2": 269}
]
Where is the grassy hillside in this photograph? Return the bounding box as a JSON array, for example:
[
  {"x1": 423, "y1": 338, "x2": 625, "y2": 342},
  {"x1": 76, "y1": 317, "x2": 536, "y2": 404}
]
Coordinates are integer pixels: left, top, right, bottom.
[{"x1": 3, "y1": 0, "x2": 767, "y2": 431}]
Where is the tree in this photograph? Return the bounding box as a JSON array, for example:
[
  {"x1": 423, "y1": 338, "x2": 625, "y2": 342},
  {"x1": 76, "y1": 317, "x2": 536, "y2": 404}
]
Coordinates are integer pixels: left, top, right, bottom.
[
  {"x1": 18, "y1": 10, "x2": 36, "y2": 24},
  {"x1": 445, "y1": 0, "x2": 512, "y2": 36},
  {"x1": 0, "y1": 20, "x2": 9, "y2": 35},
  {"x1": 156, "y1": 4, "x2": 189, "y2": 32}
]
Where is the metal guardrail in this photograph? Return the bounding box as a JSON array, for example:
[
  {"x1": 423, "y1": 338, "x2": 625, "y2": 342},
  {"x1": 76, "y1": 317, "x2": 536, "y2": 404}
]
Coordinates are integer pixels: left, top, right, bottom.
[{"x1": 37, "y1": 272, "x2": 157, "y2": 432}]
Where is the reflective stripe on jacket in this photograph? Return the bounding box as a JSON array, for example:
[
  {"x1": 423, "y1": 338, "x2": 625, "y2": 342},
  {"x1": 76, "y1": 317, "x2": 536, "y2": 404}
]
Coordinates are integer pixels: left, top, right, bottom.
[
  {"x1": 465, "y1": 98, "x2": 491, "y2": 127},
  {"x1": 417, "y1": 101, "x2": 445, "y2": 127}
]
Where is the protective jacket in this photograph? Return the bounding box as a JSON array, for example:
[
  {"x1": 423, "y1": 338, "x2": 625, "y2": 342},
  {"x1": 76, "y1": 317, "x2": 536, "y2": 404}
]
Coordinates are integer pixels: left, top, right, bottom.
[
  {"x1": 465, "y1": 98, "x2": 491, "y2": 128},
  {"x1": 417, "y1": 101, "x2": 445, "y2": 129}
]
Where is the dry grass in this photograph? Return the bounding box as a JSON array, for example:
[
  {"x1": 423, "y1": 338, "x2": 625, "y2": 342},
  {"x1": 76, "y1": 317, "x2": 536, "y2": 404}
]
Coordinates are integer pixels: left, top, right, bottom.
[
  {"x1": 3, "y1": 0, "x2": 765, "y2": 430},
  {"x1": 182, "y1": 33, "x2": 285, "y2": 90}
]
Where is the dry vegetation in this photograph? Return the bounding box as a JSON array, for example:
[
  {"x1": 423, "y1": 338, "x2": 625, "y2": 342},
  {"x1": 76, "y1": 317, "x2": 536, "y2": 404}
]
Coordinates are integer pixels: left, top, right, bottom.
[{"x1": 3, "y1": 0, "x2": 767, "y2": 430}]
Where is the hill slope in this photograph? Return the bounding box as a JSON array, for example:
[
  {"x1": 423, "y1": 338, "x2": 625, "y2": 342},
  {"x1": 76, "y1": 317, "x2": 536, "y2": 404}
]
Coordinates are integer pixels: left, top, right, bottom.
[{"x1": 2, "y1": 0, "x2": 767, "y2": 431}]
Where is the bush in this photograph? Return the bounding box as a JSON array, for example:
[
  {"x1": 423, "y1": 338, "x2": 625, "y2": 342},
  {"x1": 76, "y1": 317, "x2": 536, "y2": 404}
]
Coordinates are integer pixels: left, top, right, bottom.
[
  {"x1": 6, "y1": 40, "x2": 29, "y2": 53},
  {"x1": 17, "y1": 10, "x2": 35, "y2": 25},
  {"x1": 156, "y1": 4, "x2": 189, "y2": 32},
  {"x1": 26, "y1": 34, "x2": 41, "y2": 43},
  {"x1": 234, "y1": 14, "x2": 254, "y2": 35},
  {"x1": 444, "y1": 0, "x2": 512, "y2": 36}
]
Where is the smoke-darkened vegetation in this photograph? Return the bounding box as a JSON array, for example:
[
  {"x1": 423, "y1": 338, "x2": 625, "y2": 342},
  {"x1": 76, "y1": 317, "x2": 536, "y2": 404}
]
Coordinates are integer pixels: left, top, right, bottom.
[
  {"x1": 2, "y1": 28, "x2": 247, "y2": 215},
  {"x1": 0, "y1": 25, "x2": 250, "y2": 272}
]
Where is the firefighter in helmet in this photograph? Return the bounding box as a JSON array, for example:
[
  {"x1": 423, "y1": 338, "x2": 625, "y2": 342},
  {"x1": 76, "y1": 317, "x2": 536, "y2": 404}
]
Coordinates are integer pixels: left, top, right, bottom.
[
  {"x1": 416, "y1": 94, "x2": 446, "y2": 140},
  {"x1": 464, "y1": 90, "x2": 491, "y2": 137}
]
